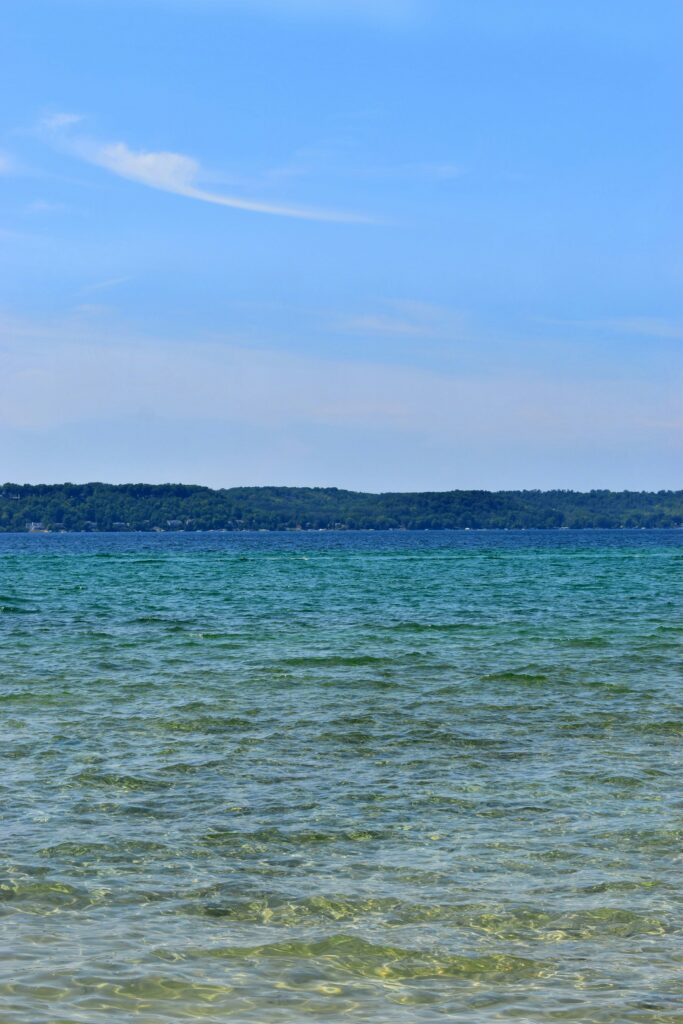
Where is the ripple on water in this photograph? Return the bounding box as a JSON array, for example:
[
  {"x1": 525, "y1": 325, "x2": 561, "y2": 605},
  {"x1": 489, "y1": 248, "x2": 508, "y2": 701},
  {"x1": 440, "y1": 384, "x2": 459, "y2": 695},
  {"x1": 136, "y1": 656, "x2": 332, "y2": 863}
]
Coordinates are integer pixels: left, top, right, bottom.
[{"x1": 0, "y1": 529, "x2": 681, "y2": 1023}]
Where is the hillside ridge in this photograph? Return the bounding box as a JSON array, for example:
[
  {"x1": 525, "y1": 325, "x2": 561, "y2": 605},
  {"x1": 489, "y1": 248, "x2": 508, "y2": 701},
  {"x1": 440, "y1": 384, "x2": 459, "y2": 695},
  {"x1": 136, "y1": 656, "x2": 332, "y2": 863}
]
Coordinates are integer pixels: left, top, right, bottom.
[{"x1": 2, "y1": 483, "x2": 681, "y2": 531}]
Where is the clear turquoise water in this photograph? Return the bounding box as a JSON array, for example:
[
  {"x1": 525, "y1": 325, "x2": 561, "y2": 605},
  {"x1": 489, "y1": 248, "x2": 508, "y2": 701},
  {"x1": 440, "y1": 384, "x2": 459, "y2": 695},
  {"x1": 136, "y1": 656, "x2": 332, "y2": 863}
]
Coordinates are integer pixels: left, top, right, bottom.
[{"x1": 1, "y1": 530, "x2": 681, "y2": 1023}]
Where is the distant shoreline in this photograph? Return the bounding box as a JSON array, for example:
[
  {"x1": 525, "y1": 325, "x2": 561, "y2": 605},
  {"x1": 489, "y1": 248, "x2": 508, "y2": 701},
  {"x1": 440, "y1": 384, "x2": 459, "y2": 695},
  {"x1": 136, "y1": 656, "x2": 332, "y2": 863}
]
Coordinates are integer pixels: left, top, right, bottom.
[
  {"x1": 2, "y1": 483, "x2": 682, "y2": 532},
  {"x1": 6, "y1": 526, "x2": 682, "y2": 535}
]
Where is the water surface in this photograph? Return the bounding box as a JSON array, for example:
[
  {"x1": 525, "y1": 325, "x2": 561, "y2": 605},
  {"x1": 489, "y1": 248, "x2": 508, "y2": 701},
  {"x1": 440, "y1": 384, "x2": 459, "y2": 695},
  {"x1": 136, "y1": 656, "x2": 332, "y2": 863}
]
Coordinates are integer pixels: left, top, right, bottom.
[{"x1": 1, "y1": 530, "x2": 681, "y2": 1022}]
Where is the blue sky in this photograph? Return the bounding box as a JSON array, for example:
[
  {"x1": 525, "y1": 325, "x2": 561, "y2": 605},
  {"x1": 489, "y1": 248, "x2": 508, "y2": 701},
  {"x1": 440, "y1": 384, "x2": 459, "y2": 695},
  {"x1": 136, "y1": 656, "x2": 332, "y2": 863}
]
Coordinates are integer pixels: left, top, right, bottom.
[{"x1": 1, "y1": 0, "x2": 681, "y2": 490}]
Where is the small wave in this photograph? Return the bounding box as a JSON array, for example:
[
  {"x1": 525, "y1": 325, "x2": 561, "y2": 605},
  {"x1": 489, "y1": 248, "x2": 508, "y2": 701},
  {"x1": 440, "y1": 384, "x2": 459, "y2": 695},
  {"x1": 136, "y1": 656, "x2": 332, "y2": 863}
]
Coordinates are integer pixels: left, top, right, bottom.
[
  {"x1": 639, "y1": 720, "x2": 683, "y2": 736},
  {"x1": 562, "y1": 636, "x2": 608, "y2": 648},
  {"x1": 391, "y1": 621, "x2": 480, "y2": 633},
  {"x1": 483, "y1": 670, "x2": 550, "y2": 684},
  {"x1": 69, "y1": 770, "x2": 172, "y2": 791},
  {"x1": 158, "y1": 714, "x2": 252, "y2": 733},
  {"x1": 38, "y1": 839, "x2": 171, "y2": 861},
  {"x1": 0, "y1": 879, "x2": 108, "y2": 911},
  {"x1": 282, "y1": 654, "x2": 392, "y2": 668},
  {"x1": 188, "y1": 894, "x2": 666, "y2": 938},
  {"x1": 0, "y1": 603, "x2": 38, "y2": 614},
  {"x1": 202, "y1": 825, "x2": 389, "y2": 850},
  {"x1": 182, "y1": 934, "x2": 547, "y2": 981}
]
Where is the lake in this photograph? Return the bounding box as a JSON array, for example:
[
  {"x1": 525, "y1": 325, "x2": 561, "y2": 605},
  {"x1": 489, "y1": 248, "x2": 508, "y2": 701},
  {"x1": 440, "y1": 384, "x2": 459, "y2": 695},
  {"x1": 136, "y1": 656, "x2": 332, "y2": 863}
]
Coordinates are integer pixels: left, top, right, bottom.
[{"x1": 1, "y1": 530, "x2": 681, "y2": 1022}]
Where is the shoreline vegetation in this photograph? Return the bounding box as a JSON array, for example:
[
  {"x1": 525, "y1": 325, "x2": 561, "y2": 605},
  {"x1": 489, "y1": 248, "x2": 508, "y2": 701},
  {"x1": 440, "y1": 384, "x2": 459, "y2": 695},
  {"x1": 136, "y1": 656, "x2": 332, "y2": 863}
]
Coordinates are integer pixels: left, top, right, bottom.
[{"x1": 1, "y1": 483, "x2": 681, "y2": 532}]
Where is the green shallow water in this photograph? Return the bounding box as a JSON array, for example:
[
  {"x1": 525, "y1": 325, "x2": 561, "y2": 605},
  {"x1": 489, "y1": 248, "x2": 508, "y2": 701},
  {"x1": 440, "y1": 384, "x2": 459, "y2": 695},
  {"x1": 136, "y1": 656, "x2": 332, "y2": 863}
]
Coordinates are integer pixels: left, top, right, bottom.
[{"x1": 1, "y1": 529, "x2": 681, "y2": 1023}]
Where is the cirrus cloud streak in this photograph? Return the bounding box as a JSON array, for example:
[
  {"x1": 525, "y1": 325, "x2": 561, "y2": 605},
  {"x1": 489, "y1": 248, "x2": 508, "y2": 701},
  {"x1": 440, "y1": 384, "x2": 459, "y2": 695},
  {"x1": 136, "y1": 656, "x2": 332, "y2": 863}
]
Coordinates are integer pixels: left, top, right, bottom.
[{"x1": 43, "y1": 114, "x2": 371, "y2": 223}]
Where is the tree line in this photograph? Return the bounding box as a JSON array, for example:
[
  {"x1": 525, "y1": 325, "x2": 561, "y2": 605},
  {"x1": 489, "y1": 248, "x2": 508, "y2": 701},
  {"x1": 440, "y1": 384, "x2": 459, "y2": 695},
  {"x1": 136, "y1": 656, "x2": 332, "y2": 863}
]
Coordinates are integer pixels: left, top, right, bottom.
[{"x1": 0, "y1": 483, "x2": 681, "y2": 531}]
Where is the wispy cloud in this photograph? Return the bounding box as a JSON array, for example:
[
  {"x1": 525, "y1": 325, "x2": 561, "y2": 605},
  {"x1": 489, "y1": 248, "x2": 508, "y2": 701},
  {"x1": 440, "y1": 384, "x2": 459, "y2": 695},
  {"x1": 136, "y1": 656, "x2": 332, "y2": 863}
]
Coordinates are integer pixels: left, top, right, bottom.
[
  {"x1": 262, "y1": 143, "x2": 465, "y2": 187},
  {"x1": 356, "y1": 160, "x2": 465, "y2": 183},
  {"x1": 589, "y1": 317, "x2": 683, "y2": 340},
  {"x1": 41, "y1": 114, "x2": 371, "y2": 223},
  {"x1": 42, "y1": 112, "x2": 84, "y2": 131},
  {"x1": 0, "y1": 151, "x2": 15, "y2": 175},
  {"x1": 543, "y1": 316, "x2": 683, "y2": 341},
  {"x1": 80, "y1": 275, "x2": 132, "y2": 296},
  {"x1": 1, "y1": 312, "x2": 678, "y2": 450},
  {"x1": 26, "y1": 199, "x2": 66, "y2": 214},
  {"x1": 2, "y1": 310, "x2": 680, "y2": 489},
  {"x1": 344, "y1": 313, "x2": 429, "y2": 337},
  {"x1": 409, "y1": 162, "x2": 463, "y2": 181},
  {"x1": 340, "y1": 301, "x2": 465, "y2": 339}
]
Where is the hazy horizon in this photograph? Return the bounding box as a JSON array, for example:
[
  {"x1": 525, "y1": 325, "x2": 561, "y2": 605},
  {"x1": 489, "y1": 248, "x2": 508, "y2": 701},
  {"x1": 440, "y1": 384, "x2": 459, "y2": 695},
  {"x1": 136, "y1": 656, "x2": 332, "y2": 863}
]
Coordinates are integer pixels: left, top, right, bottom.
[{"x1": 2, "y1": 0, "x2": 681, "y2": 490}]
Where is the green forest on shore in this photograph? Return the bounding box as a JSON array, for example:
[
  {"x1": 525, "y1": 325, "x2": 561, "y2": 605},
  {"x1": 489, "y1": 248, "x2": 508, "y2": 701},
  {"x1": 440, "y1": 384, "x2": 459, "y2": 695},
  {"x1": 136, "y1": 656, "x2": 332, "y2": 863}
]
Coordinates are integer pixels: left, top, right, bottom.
[{"x1": 1, "y1": 483, "x2": 681, "y2": 531}]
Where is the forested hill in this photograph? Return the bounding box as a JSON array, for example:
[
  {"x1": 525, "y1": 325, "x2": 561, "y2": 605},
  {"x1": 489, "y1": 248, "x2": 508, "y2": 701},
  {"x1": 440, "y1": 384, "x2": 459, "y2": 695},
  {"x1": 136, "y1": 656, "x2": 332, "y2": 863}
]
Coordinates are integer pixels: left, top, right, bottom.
[{"x1": 1, "y1": 484, "x2": 681, "y2": 531}]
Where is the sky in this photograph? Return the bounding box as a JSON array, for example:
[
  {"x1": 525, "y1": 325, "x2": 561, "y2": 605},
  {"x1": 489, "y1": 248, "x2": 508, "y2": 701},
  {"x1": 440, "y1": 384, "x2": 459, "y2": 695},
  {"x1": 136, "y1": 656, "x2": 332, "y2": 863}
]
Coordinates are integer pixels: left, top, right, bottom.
[{"x1": 1, "y1": 0, "x2": 681, "y2": 491}]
